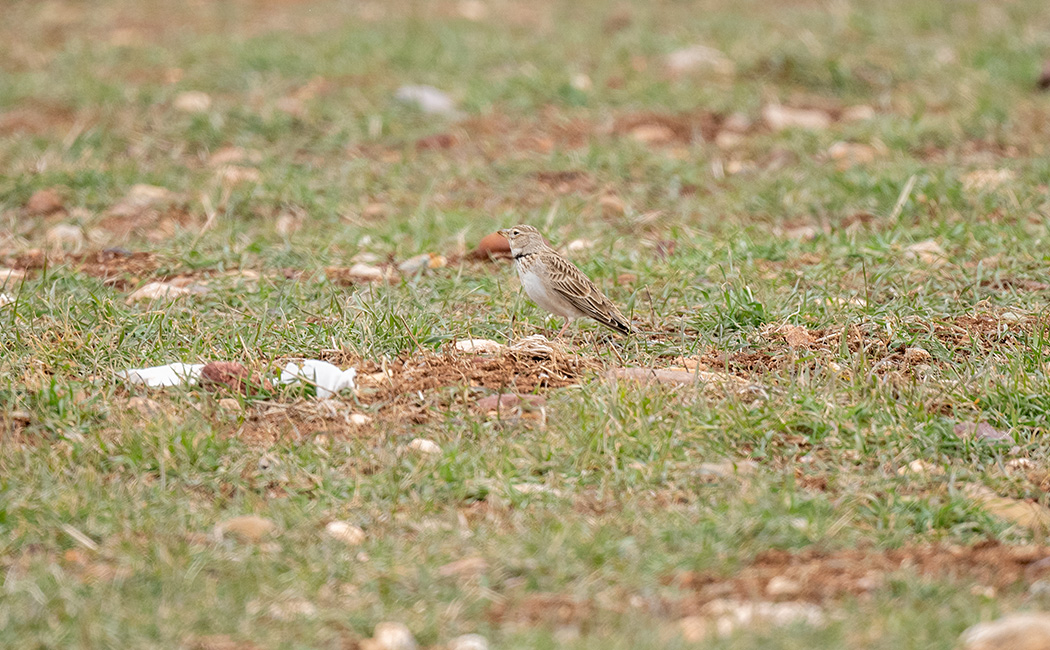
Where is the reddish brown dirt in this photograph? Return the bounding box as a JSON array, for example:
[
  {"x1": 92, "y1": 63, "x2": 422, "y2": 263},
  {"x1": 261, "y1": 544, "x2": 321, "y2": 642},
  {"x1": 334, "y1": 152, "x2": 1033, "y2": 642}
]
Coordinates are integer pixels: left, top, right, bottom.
[
  {"x1": 4, "y1": 249, "x2": 164, "y2": 289},
  {"x1": 347, "y1": 351, "x2": 594, "y2": 424},
  {"x1": 531, "y1": 169, "x2": 596, "y2": 194},
  {"x1": 667, "y1": 540, "x2": 1050, "y2": 611},
  {"x1": 359, "y1": 351, "x2": 592, "y2": 395},
  {"x1": 230, "y1": 349, "x2": 594, "y2": 442},
  {"x1": 674, "y1": 312, "x2": 1046, "y2": 380},
  {"x1": 0, "y1": 101, "x2": 78, "y2": 135},
  {"x1": 490, "y1": 541, "x2": 1050, "y2": 626},
  {"x1": 182, "y1": 636, "x2": 262, "y2": 650},
  {"x1": 613, "y1": 110, "x2": 724, "y2": 144},
  {"x1": 95, "y1": 205, "x2": 200, "y2": 243},
  {"x1": 488, "y1": 593, "x2": 599, "y2": 627}
]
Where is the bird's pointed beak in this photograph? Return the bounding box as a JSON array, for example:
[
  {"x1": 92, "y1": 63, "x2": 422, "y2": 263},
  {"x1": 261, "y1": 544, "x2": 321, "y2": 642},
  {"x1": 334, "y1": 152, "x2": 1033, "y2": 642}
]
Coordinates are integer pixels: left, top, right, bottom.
[{"x1": 496, "y1": 229, "x2": 509, "y2": 238}]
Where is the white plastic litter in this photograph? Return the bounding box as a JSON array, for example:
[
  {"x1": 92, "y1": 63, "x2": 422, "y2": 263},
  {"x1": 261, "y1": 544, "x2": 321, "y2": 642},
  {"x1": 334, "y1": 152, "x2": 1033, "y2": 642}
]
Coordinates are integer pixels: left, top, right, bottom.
[
  {"x1": 280, "y1": 360, "x2": 357, "y2": 398},
  {"x1": 116, "y1": 363, "x2": 206, "y2": 387},
  {"x1": 394, "y1": 84, "x2": 460, "y2": 116}
]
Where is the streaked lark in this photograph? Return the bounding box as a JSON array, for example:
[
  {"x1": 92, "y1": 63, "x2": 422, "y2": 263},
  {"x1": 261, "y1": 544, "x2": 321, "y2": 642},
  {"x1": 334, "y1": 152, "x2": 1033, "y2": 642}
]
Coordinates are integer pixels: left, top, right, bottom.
[{"x1": 498, "y1": 225, "x2": 632, "y2": 337}]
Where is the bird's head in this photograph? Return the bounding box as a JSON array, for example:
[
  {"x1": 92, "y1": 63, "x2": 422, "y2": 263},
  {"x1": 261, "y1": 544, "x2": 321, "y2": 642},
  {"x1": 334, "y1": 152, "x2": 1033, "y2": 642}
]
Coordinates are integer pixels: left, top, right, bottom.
[{"x1": 497, "y1": 224, "x2": 545, "y2": 256}]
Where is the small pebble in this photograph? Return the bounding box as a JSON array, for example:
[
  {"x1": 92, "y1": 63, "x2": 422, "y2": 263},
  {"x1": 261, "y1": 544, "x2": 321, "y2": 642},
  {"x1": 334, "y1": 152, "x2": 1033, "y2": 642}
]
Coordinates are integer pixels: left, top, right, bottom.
[
  {"x1": 215, "y1": 515, "x2": 276, "y2": 543},
  {"x1": 349, "y1": 413, "x2": 373, "y2": 426},
  {"x1": 364, "y1": 622, "x2": 418, "y2": 650},
  {"x1": 454, "y1": 339, "x2": 504, "y2": 354},
  {"x1": 325, "y1": 521, "x2": 366, "y2": 546},
  {"x1": 394, "y1": 85, "x2": 459, "y2": 117},
  {"x1": 448, "y1": 634, "x2": 489, "y2": 650},
  {"x1": 765, "y1": 575, "x2": 802, "y2": 597},
  {"x1": 407, "y1": 438, "x2": 441, "y2": 455},
  {"x1": 174, "y1": 90, "x2": 212, "y2": 113},
  {"x1": 904, "y1": 347, "x2": 932, "y2": 364}
]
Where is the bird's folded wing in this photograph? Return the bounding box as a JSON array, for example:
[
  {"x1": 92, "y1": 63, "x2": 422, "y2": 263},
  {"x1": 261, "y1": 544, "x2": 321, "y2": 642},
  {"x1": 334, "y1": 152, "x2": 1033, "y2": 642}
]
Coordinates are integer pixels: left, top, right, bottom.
[{"x1": 546, "y1": 255, "x2": 631, "y2": 333}]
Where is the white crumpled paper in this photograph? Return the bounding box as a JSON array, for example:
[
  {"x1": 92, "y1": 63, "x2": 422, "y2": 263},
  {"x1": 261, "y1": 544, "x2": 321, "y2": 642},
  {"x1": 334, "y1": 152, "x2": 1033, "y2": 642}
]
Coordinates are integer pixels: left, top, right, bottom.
[
  {"x1": 279, "y1": 360, "x2": 357, "y2": 398},
  {"x1": 116, "y1": 363, "x2": 206, "y2": 387},
  {"x1": 117, "y1": 358, "x2": 358, "y2": 399}
]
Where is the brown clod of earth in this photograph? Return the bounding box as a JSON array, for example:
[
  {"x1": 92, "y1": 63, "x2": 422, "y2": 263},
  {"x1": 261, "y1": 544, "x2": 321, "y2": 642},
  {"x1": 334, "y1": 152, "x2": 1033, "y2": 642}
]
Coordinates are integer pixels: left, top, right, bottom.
[
  {"x1": 532, "y1": 169, "x2": 595, "y2": 194},
  {"x1": 201, "y1": 362, "x2": 271, "y2": 395},
  {"x1": 25, "y1": 188, "x2": 65, "y2": 216},
  {"x1": 466, "y1": 231, "x2": 512, "y2": 261},
  {"x1": 416, "y1": 132, "x2": 458, "y2": 150},
  {"x1": 614, "y1": 111, "x2": 723, "y2": 144},
  {"x1": 667, "y1": 541, "x2": 1050, "y2": 611},
  {"x1": 1039, "y1": 60, "x2": 1050, "y2": 90},
  {"x1": 0, "y1": 101, "x2": 77, "y2": 136}
]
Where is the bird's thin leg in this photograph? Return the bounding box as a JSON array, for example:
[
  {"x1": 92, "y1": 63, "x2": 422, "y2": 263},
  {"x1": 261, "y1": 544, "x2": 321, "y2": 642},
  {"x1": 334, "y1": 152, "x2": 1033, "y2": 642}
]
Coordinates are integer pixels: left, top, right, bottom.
[{"x1": 556, "y1": 319, "x2": 570, "y2": 339}]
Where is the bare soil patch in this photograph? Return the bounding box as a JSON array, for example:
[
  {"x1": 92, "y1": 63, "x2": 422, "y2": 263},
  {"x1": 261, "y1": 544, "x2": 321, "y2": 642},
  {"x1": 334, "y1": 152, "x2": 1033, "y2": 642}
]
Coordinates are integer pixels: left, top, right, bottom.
[
  {"x1": 5, "y1": 249, "x2": 163, "y2": 289},
  {"x1": 688, "y1": 312, "x2": 1044, "y2": 380},
  {"x1": 233, "y1": 349, "x2": 595, "y2": 442},
  {"x1": 491, "y1": 541, "x2": 1050, "y2": 627},
  {"x1": 0, "y1": 100, "x2": 78, "y2": 135},
  {"x1": 667, "y1": 540, "x2": 1050, "y2": 611},
  {"x1": 95, "y1": 205, "x2": 200, "y2": 243},
  {"x1": 613, "y1": 110, "x2": 724, "y2": 144},
  {"x1": 349, "y1": 351, "x2": 595, "y2": 424}
]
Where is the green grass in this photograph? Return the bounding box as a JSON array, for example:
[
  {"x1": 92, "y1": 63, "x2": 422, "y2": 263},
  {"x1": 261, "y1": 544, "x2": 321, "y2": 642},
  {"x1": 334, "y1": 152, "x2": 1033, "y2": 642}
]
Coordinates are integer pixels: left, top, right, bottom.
[{"x1": 3, "y1": 0, "x2": 1050, "y2": 648}]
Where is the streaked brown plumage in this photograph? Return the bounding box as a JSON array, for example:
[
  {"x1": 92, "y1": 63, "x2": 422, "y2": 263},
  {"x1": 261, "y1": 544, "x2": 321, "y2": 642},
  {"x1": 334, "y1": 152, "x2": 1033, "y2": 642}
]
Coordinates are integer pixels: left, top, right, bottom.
[{"x1": 497, "y1": 225, "x2": 632, "y2": 337}]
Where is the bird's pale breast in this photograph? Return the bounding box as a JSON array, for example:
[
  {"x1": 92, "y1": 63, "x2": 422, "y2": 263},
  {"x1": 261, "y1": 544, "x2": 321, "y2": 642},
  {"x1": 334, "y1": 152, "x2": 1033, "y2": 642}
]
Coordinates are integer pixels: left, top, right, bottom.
[{"x1": 517, "y1": 262, "x2": 582, "y2": 319}]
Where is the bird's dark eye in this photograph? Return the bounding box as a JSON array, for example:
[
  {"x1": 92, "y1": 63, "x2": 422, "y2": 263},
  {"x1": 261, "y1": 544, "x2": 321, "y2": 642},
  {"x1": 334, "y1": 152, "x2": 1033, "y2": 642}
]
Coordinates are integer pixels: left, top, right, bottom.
[{"x1": 512, "y1": 229, "x2": 520, "y2": 235}]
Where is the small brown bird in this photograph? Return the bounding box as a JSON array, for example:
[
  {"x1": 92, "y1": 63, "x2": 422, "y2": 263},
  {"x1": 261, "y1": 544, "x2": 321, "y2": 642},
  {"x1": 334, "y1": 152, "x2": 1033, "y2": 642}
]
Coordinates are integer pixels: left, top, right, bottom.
[{"x1": 498, "y1": 225, "x2": 632, "y2": 337}]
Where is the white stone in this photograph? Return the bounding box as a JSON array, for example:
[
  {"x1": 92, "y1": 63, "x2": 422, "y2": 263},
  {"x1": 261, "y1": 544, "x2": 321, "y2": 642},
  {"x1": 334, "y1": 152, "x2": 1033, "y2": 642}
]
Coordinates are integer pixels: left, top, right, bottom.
[
  {"x1": 346, "y1": 262, "x2": 387, "y2": 282},
  {"x1": 407, "y1": 438, "x2": 441, "y2": 455},
  {"x1": 448, "y1": 634, "x2": 489, "y2": 650},
  {"x1": 349, "y1": 413, "x2": 373, "y2": 426},
  {"x1": 267, "y1": 598, "x2": 317, "y2": 620},
  {"x1": 842, "y1": 105, "x2": 876, "y2": 122},
  {"x1": 369, "y1": 622, "x2": 418, "y2": 650},
  {"x1": 765, "y1": 575, "x2": 802, "y2": 597},
  {"x1": 454, "y1": 338, "x2": 504, "y2": 354},
  {"x1": 126, "y1": 282, "x2": 195, "y2": 303},
  {"x1": 325, "y1": 521, "x2": 366, "y2": 546},
  {"x1": 666, "y1": 44, "x2": 734, "y2": 75},
  {"x1": 565, "y1": 238, "x2": 594, "y2": 252},
  {"x1": 174, "y1": 91, "x2": 212, "y2": 113},
  {"x1": 762, "y1": 104, "x2": 831, "y2": 131},
  {"x1": 960, "y1": 613, "x2": 1050, "y2": 650},
  {"x1": 904, "y1": 239, "x2": 946, "y2": 265},
  {"x1": 702, "y1": 599, "x2": 825, "y2": 637}
]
